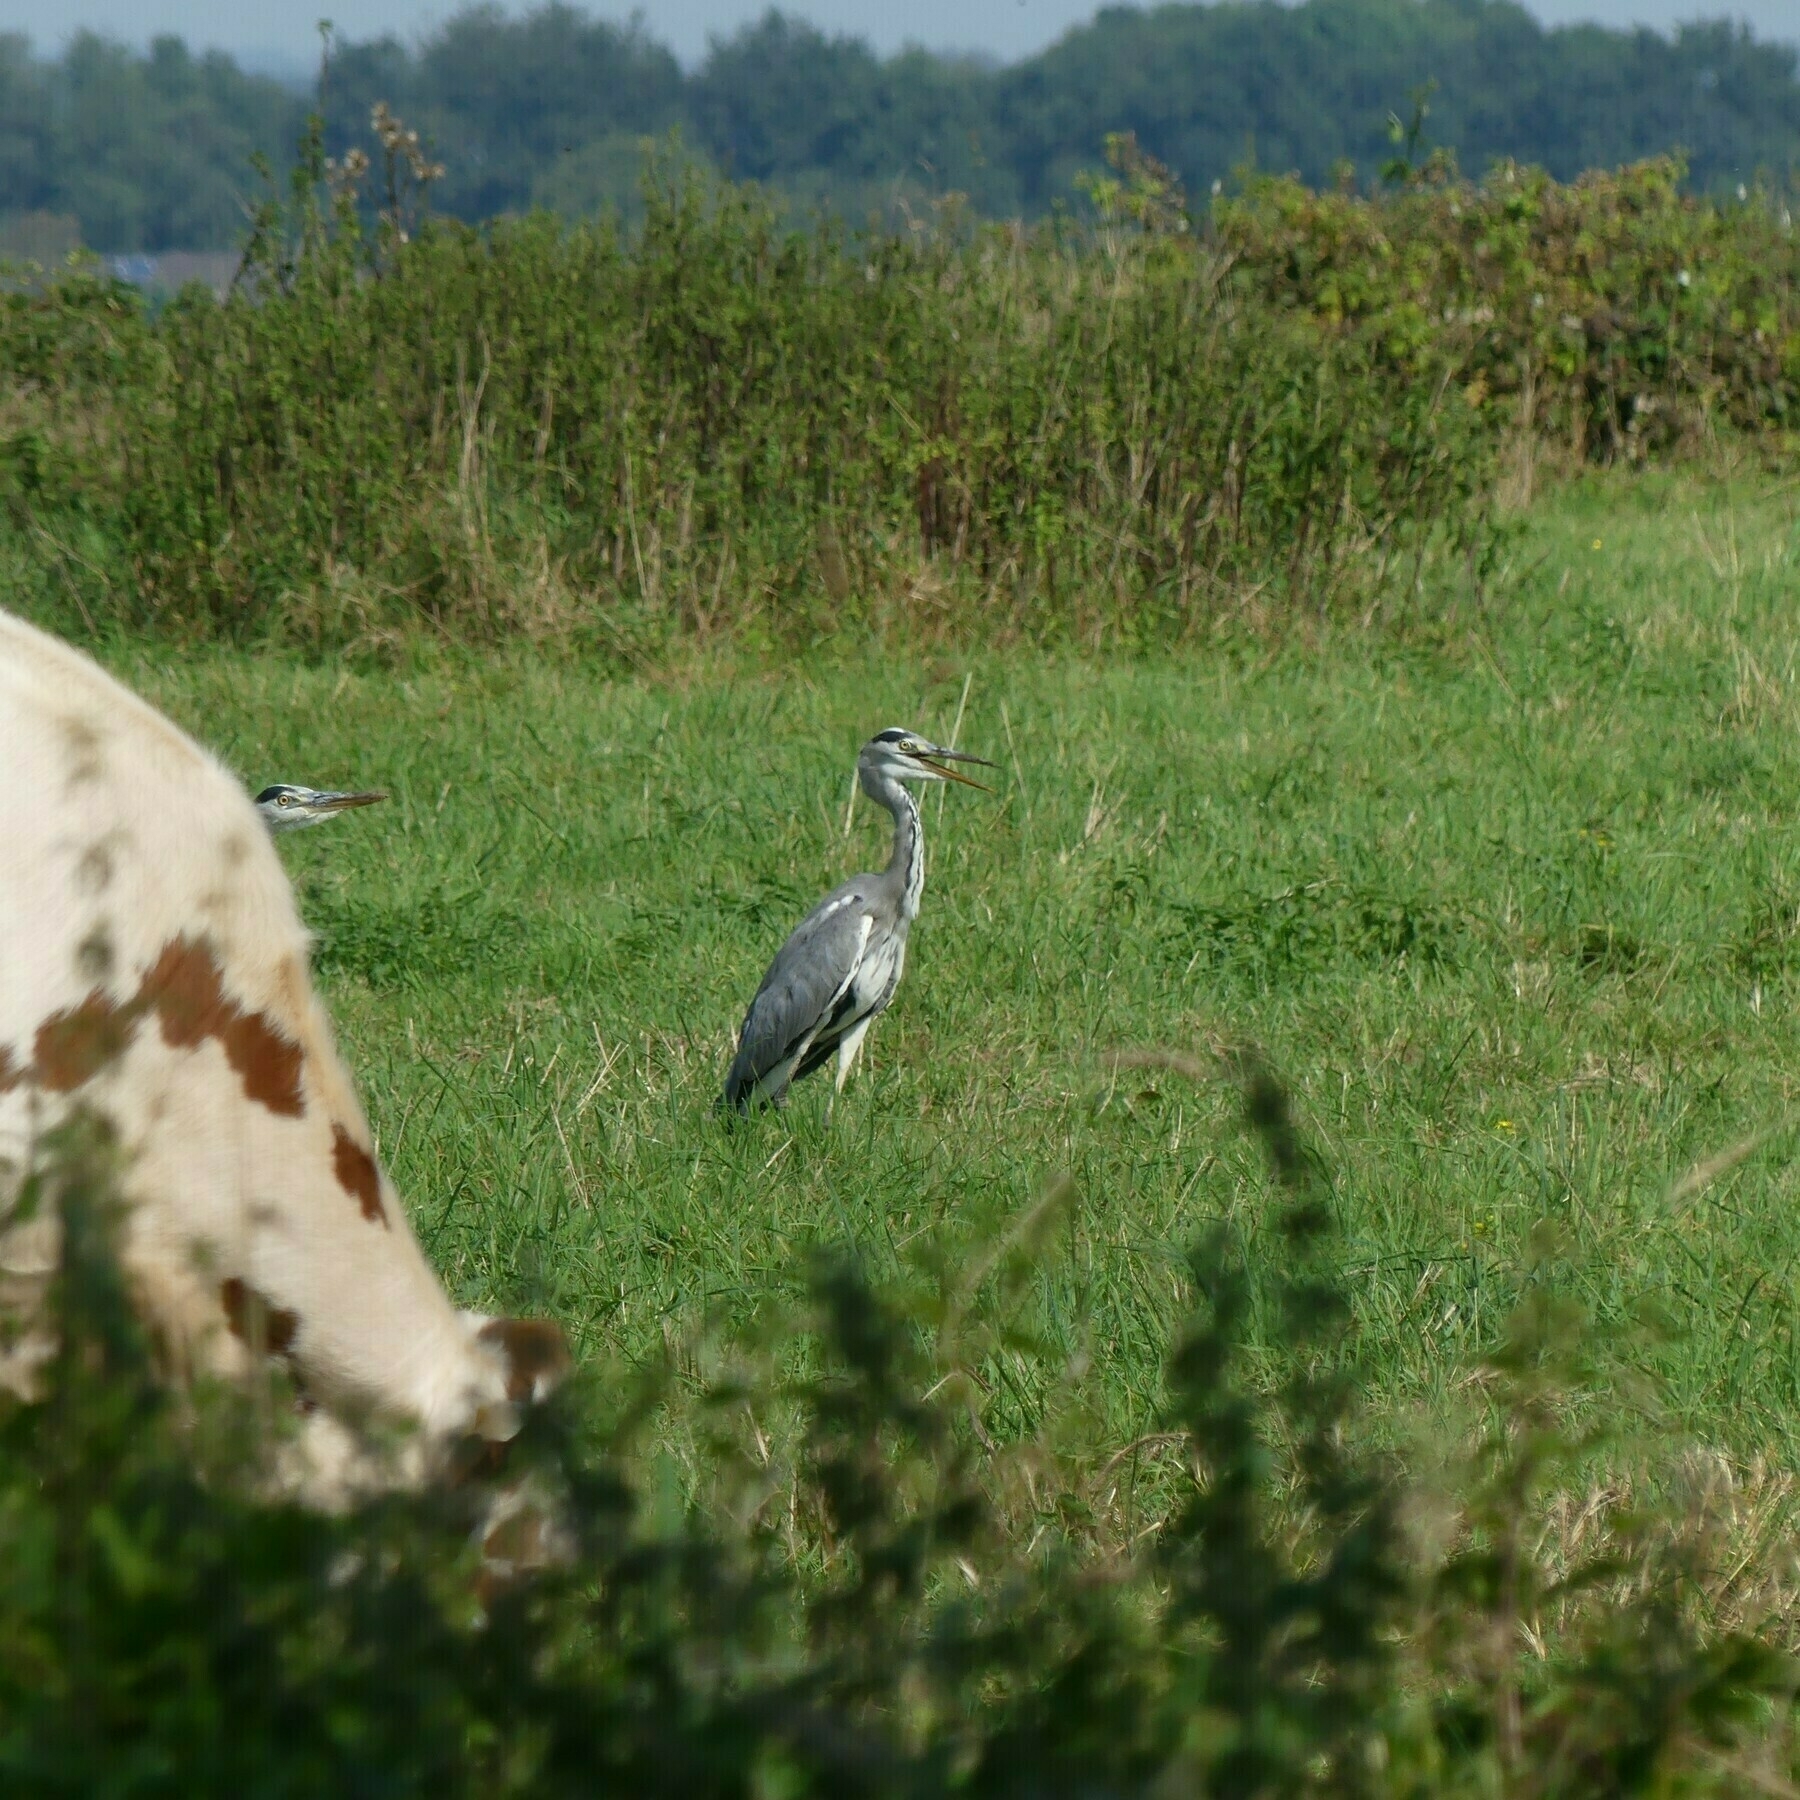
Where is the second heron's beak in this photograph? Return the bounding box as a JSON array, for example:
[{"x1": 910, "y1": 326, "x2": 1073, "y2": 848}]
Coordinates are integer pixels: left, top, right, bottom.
[
  {"x1": 314, "y1": 790, "x2": 389, "y2": 814},
  {"x1": 918, "y1": 746, "x2": 996, "y2": 791}
]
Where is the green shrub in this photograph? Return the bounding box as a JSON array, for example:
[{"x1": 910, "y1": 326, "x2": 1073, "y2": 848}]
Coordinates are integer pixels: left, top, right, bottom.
[{"x1": 1217, "y1": 153, "x2": 1800, "y2": 462}]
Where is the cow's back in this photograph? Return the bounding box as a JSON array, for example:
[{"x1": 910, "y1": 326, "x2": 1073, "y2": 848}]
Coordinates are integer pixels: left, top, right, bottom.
[{"x1": 0, "y1": 611, "x2": 273, "y2": 1074}]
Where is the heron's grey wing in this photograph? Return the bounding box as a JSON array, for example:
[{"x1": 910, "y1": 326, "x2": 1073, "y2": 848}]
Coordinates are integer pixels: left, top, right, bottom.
[{"x1": 724, "y1": 889, "x2": 874, "y2": 1108}]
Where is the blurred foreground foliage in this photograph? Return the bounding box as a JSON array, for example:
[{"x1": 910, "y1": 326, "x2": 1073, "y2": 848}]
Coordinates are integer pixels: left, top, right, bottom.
[{"x1": 2, "y1": 1082, "x2": 1794, "y2": 1797}]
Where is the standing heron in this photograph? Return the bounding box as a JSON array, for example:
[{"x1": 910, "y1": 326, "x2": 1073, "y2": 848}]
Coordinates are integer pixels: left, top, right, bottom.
[
  {"x1": 255, "y1": 784, "x2": 388, "y2": 834},
  {"x1": 722, "y1": 727, "x2": 993, "y2": 1113}
]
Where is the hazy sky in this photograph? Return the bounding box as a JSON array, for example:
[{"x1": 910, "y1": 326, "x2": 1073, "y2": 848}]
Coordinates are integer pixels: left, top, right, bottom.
[{"x1": 3, "y1": 0, "x2": 1794, "y2": 78}]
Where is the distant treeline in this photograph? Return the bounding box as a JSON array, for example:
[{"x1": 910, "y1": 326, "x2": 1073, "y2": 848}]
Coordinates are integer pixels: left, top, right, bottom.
[{"x1": 1, "y1": 0, "x2": 1798, "y2": 251}]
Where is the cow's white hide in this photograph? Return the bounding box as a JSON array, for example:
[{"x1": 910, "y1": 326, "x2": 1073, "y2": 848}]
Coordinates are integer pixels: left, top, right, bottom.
[{"x1": 0, "y1": 608, "x2": 567, "y2": 1504}]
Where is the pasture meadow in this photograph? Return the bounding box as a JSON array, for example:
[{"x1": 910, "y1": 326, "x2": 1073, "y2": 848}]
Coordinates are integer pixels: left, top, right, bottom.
[
  {"x1": 119, "y1": 467, "x2": 1800, "y2": 1483},
  {"x1": 0, "y1": 465, "x2": 1777, "y2": 1793}
]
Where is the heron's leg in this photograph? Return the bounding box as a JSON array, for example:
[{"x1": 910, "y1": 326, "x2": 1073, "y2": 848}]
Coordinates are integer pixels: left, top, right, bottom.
[{"x1": 832, "y1": 1017, "x2": 874, "y2": 1096}]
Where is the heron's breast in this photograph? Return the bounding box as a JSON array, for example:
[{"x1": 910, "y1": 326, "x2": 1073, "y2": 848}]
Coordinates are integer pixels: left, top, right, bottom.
[{"x1": 855, "y1": 934, "x2": 907, "y2": 1017}]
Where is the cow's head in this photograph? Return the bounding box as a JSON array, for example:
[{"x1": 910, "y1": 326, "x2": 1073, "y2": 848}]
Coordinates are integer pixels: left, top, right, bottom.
[{"x1": 450, "y1": 1311, "x2": 576, "y2": 1584}]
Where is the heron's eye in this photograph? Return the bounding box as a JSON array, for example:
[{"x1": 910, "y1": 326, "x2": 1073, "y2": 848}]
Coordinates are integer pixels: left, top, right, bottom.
[{"x1": 277, "y1": 795, "x2": 292, "y2": 805}]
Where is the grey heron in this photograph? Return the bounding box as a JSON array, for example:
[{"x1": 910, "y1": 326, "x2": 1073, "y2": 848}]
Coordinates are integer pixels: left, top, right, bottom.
[
  {"x1": 722, "y1": 727, "x2": 993, "y2": 1113},
  {"x1": 255, "y1": 784, "x2": 388, "y2": 834}
]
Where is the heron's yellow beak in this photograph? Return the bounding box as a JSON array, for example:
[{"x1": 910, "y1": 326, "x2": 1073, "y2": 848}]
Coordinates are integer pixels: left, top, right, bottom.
[{"x1": 918, "y1": 748, "x2": 996, "y2": 792}]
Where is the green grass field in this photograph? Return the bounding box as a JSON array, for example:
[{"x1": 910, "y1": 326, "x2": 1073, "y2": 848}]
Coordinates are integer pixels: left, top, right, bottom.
[{"x1": 107, "y1": 468, "x2": 1800, "y2": 1516}]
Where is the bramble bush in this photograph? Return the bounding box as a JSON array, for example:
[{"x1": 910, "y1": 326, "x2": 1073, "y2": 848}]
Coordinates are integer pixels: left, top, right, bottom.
[
  {"x1": 1, "y1": 1073, "x2": 1793, "y2": 1797},
  {"x1": 1214, "y1": 149, "x2": 1800, "y2": 468}
]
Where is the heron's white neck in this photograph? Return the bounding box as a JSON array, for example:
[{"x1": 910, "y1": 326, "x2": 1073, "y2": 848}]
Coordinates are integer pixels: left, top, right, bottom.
[{"x1": 864, "y1": 769, "x2": 925, "y2": 923}]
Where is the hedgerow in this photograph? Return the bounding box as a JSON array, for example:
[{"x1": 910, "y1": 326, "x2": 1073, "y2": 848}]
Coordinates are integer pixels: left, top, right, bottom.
[
  {"x1": 6, "y1": 120, "x2": 1794, "y2": 656},
  {"x1": 3, "y1": 124, "x2": 1495, "y2": 653}
]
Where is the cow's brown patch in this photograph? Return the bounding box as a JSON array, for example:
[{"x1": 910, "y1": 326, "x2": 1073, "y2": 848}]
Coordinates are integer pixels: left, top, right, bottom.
[
  {"x1": 477, "y1": 1499, "x2": 563, "y2": 1594},
  {"x1": 219, "y1": 1276, "x2": 301, "y2": 1357},
  {"x1": 477, "y1": 1316, "x2": 572, "y2": 1403},
  {"x1": 24, "y1": 933, "x2": 305, "y2": 1113},
  {"x1": 331, "y1": 1124, "x2": 388, "y2": 1227},
  {"x1": 33, "y1": 988, "x2": 140, "y2": 1090},
  {"x1": 445, "y1": 1433, "x2": 513, "y2": 1488},
  {"x1": 142, "y1": 936, "x2": 304, "y2": 1117},
  {"x1": 143, "y1": 937, "x2": 226, "y2": 1047}
]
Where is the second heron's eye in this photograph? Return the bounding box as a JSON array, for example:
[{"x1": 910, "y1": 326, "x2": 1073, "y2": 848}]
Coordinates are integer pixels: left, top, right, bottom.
[{"x1": 278, "y1": 795, "x2": 292, "y2": 805}]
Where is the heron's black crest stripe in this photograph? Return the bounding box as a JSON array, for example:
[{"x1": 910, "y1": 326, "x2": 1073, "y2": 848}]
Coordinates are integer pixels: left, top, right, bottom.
[
  {"x1": 254, "y1": 785, "x2": 292, "y2": 805},
  {"x1": 871, "y1": 728, "x2": 912, "y2": 745}
]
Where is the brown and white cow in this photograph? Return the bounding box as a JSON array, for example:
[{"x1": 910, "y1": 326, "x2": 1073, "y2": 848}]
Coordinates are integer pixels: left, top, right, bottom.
[{"x1": 0, "y1": 608, "x2": 568, "y2": 1507}]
